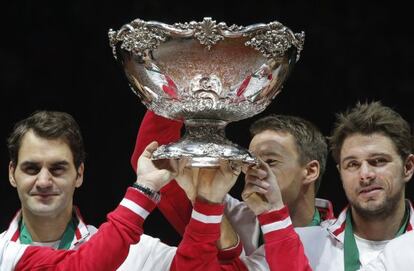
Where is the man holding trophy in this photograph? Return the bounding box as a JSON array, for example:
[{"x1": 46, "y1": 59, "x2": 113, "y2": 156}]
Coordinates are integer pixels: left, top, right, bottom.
[
  {"x1": 109, "y1": 17, "x2": 319, "y2": 270},
  {"x1": 0, "y1": 111, "x2": 227, "y2": 270},
  {"x1": 216, "y1": 101, "x2": 414, "y2": 271},
  {"x1": 0, "y1": 110, "x2": 285, "y2": 270},
  {"x1": 0, "y1": 17, "x2": 307, "y2": 270}
]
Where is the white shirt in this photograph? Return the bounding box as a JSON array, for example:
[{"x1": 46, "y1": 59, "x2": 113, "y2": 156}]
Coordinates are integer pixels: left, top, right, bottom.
[{"x1": 354, "y1": 234, "x2": 389, "y2": 266}]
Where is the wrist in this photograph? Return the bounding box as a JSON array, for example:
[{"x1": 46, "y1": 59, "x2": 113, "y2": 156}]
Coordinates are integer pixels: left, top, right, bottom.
[
  {"x1": 132, "y1": 182, "x2": 161, "y2": 204},
  {"x1": 266, "y1": 202, "x2": 285, "y2": 213},
  {"x1": 197, "y1": 193, "x2": 224, "y2": 204},
  {"x1": 135, "y1": 177, "x2": 158, "y2": 191}
]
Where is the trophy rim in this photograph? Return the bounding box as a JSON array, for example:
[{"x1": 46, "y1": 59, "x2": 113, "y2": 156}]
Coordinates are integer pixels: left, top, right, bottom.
[{"x1": 108, "y1": 17, "x2": 305, "y2": 62}]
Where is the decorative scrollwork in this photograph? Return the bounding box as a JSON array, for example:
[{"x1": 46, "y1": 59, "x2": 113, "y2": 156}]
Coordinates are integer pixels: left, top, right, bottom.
[
  {"x1": 245, "y1": 22, "x2": 305, "y2": 60},
  {"x1": 109, "y1": 17, "x2": 304, "y2": 60},
  {"x1": 175, "y1": 17, "x2": 227, "y2": 49},
  {"x1": 108, "y1": 19, "x2": 168, "y2": 59}
]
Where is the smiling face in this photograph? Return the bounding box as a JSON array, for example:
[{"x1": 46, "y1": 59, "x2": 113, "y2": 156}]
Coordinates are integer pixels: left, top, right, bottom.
[
  {"x1": 249, "y1": 130, "x2": 306, "y2": 206},
  {"x1": 9, "y1": 130, "x2": 83, "y2": 218},
  {"x1": 339, "y1": 133, "x2": 413, "y2": 218}
]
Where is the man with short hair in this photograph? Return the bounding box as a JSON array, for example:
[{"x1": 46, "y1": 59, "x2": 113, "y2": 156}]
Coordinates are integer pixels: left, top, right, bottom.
[
  {"x1": 130, "y1": 111, "x2": 333, "y2": 259},
  {"x1": 2, "y1": 111, "x2": 249, "y2": 270},
  {"x1": 0, "y1": 141, "x2": 178, "y2": 270},
  {"x1": 245, "y1": 101, "x2": 414, "y2": 270},
  {"x1": 248, "y1": 114, "x2": 332, "y2": 227},
  {"x1": 3, "y1": 111, "x2": 96, "y2": 249}
]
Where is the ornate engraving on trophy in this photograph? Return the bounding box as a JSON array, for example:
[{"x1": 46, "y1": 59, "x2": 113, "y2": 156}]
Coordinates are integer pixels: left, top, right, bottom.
[{"x1": 109, "y1": 17, "x2": 304, "y2": 167}]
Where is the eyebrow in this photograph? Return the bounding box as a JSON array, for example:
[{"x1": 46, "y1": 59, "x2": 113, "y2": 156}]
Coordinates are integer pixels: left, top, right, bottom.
[
  {"x1": 341, "y1": 152, "x2": 392, "y2": 163},
  {"x1": 19, "y1": 160, "x2": 70, "y2": 167},
  {"x1": 253, "y1": 151, "x2": 285, "y2": 159},
  {"x1": 50, "y1": 161, "x2": 70, "y2": 167}
]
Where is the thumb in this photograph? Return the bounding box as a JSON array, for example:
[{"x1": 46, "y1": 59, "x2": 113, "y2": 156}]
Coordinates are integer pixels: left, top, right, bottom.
[{"x1": 142, "y1": 141, "x2": 159, "y2": 159}]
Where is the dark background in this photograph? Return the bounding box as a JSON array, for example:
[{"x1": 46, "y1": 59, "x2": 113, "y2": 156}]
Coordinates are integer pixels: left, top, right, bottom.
[{"x1": 1, "y1": 1, "x2": 413, "y2": 246}]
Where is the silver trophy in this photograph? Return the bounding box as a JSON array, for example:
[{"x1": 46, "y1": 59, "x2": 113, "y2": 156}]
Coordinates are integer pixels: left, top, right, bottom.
[{"x1": 109, "y1": 17, "x2": 304, "y2": 167}]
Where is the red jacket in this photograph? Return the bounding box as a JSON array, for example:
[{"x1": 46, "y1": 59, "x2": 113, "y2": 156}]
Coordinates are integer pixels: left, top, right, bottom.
[{"x1": 13, "y1": 188, "x2": 156, "y2": 271}]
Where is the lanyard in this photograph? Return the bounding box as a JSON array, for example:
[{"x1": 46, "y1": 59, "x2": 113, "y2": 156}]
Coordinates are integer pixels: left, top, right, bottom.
[
  {"x1": 308, "y1": 208, "x2": 321, "y2": 226},
  {"x1": 344, "y1": 205, "x2": 409, "y2": 271},
  {"x1": 19, "y1": 215, "x2": 78, "y2": 250}
]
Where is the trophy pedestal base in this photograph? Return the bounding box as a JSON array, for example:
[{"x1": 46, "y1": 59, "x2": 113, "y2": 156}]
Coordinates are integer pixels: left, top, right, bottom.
[{"x1": 151, "y1": 119, "x2": 257, "y2": 168}]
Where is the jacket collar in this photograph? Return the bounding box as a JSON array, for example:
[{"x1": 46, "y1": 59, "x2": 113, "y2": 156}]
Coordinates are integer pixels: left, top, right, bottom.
[
  {"x1": 3, "y1": 206, "x2": 91, "y2": 248},
  {"x1": 324, "y1": 200, "x2": 414, "y2": 244},
  {"x1": 315, "y1": 197, "x2": 335, "y2": 221}
]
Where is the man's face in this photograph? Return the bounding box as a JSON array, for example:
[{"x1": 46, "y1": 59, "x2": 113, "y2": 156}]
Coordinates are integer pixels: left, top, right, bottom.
[
  {"x1": 339, "y1": 133, "x2": 412, "y2": 217},
  {"x1": 249, "y1": 130, "x2": 305, "y2": 206},
  {"x1": 9, "y1": 130, "x2": 83, "y2": 217}
]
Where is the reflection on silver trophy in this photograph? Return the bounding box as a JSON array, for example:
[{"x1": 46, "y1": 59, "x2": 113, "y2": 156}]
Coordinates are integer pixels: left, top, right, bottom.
[{"x1": 109, "y1": 17, "x2": 304, "y2": 167}]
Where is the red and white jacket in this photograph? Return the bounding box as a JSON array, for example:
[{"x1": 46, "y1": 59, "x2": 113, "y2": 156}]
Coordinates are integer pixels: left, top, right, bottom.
[
  {"x1": 0, "y1": 188, "x2": 157, "y2": 271},
  {"x1": 170, "y1": 200, "x2": 295, "y2": 270},
  {"x1": 249, "y1": 201, "x2": 414, "y2": 271},
  {"x1": 131, "y1": 110, "x2": 335, "y2": 257},
  {"x1": 0, "y1": 207, "x2": 97, "y2": 249}
]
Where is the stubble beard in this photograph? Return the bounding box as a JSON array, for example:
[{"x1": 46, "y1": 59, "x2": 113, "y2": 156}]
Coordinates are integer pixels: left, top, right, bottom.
[{"x1": 350, "y1": 189, "x2": 404, "y2": 221}]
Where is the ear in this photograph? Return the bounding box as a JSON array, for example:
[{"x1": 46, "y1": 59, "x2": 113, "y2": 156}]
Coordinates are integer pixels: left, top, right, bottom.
[
  {"x1": 9, "y1": 161, "x2": 17, "y2": 188},
  {"x1": 403, "y1": 154, "x2": 414, "y2": 183},
  {"x1": 303, "y1": 160, "x2": 320, "y2": 186},
  {"x1": 75, "y1": 163, "x2": 84, "y2": 188}
]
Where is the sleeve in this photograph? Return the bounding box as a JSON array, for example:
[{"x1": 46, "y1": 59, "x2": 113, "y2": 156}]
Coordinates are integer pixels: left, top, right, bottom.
[
  {"x1": 224, "y1": 194, "x2": 260, "y2": 256},
  {"x1": 252, "y1": 206, "x2": 313, "y2": 271},
  {"x1": 13, "y1": 188, "x2": 157, "y2": 271},
  {"x1": 170, "y1": 199, "x2": 248, "y2": 271},
  {"x1": 130, "y1": 110, "x2": 183, "y2": 172},
  {"x1": 130, "y1": 110, "x2": 192, "y2": 235},
  {"x1": 131, "y1": 111, "x2": 243, "y2": 266}
]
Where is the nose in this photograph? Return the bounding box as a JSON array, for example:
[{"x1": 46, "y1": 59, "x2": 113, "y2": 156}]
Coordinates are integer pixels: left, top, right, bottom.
[
  {"x1": 359, "y1": 161, "x2": 376, "y2": 184},
  {"x1": 35, "y1": 168, "x2": 53, "y2": 189}
]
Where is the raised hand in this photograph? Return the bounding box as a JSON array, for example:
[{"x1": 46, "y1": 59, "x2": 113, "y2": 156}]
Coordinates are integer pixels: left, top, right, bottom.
[
  {"x1": 242, "y1": 159, "x2": 284, "y2": 215},
  {"x1": 195, "y1": 160, "x2": 241, "y2": 204},
  {"x1": 173, "y1": 159, "x2": 199, "y2": 203},
  {"x1": 135, "y1": 141, "x2": 180, "y2": 192}
]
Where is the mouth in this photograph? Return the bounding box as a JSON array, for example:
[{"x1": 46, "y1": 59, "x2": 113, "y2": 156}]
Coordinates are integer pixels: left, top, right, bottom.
[
  {"x1": 358, "y1": 186, "x2": 383, "y2": 197},
  {"x1": 31, "y1": 194, "x2": 59, "y2": 199}
]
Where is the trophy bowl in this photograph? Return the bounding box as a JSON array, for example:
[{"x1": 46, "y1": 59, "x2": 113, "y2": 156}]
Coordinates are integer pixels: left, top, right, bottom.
[{"x1": 109, "y1": 17, "x2": 304, "y2": 167}]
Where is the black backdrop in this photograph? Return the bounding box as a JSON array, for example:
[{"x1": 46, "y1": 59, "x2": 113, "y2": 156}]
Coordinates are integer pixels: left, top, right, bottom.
[{"x1": 1, "y1": 1, "x2": 413, "y2": 246}]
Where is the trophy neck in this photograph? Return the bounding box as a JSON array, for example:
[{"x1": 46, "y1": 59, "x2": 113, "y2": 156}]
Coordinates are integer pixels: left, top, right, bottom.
[
  {"x1": 184, "y1": 119, "x2": 228, "y2": 127},
  {"x1": 184, "y1": 119, "x2": 228, "y2": 138},
  {"x1": 152, "y1": 118, "x2": 256, "y2": 167}
]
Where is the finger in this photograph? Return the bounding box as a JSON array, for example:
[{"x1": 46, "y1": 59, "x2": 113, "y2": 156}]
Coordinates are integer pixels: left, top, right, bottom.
[
  {"x1": 142, "y1": 141, "x2": 159, "y2": 159},
  {"x1": 256, "y1": 158, "x2": 279, "y2": 187},
  {"x1": 219, "y1": 160, "x2": 241, "y2": 176},
  {"x1": 218, "y1": 160, "x2": 230, "y2": 175},
  {"x1": 178, "y1": 158, "x2": 189, "y2": 174},
  {"x1": 245, "y1": 173, "x2": 260, "y2": 184},
  {"x1": 242, "y1": 185, "x2": 268, "y2": 199},
  {"x1": 229, "y1": 161, "x2": 242, "y2": 175},
  {"x1": 256, "y1": 158, "x2": 276, "y2": 175},
  {"x1": 258, "y1": 158, "x2": 273, "y2": 173},
  {"x1": 245, "y1": 178, "x2": 270, "y2": 190},
  {"x1": 245, "y1": 167, "x2": 267, "y2": 179},
  {"x1": 168, "y1": 159, "x2": 179, "y2": 176},
  {"x1": 191, "y1": 167, "x2": 199, "y2": 187}
]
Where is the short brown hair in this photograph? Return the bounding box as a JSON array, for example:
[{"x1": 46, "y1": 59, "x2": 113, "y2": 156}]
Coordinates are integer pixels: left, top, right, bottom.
[
  {"x1": 7, "y1": 111, "x2": 86, "y2": 168},
  {"x1": 329, "y1": 101, "x2": 413, "y2": 164},
  {"x1": 250, "y1": 114, "x2": 328, "y2": 193}
]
